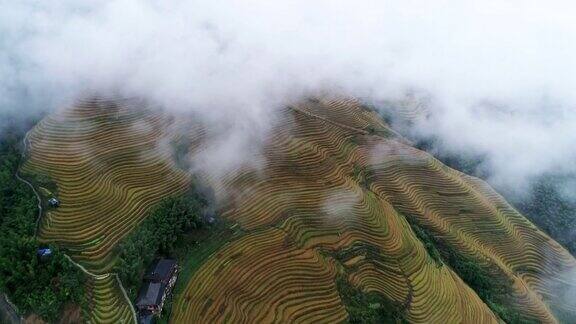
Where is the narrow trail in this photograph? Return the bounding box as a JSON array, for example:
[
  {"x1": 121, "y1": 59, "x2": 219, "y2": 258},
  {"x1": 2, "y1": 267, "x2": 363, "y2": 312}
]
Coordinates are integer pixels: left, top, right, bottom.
[
  {"x1": 1, "y1": 293, "x2": 23, "y2": 324},
  {"x1": 15, "y1": 131, "x2": 43, "y2": 236},
  {"x1": 0, "y1": 134, "x2": 39, "y2": 324},
  {"x1": 290, "y1": 105, "x2": 370, "y2": 135},
  {"x1": 16, "y1": 128, "x2": 138, "y2": 324},
  {"x1": 290, "y1": 105, "x2": 409, "y2": 143}
]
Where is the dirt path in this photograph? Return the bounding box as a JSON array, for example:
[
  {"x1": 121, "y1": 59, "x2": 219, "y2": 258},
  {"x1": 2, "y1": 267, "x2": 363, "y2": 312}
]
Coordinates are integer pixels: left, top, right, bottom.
[
  {"x1": 290, "y1": 105, "x2": 409, "y2": 143},
  {"x1": 0, "y1": 293, "x2": 22, "y2": 324},
  {"x1": 15, "y1": 131, "x2": 43, "y2": 236},
  {"x1": 290, "y1": 105, "x2": 370, "y2": 135},
  {"x1": 15, "y1": 129, "x2": 138, "y2": 324}
]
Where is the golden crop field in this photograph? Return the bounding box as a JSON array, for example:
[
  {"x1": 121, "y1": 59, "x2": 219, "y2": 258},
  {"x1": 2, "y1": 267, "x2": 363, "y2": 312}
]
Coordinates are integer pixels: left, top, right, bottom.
[
  {"x1": 22, "y1": 98, "x2": 189, "y2": 323},
  {"x1": 22, "y1": 97, "x2": 576, "y2": 323}
]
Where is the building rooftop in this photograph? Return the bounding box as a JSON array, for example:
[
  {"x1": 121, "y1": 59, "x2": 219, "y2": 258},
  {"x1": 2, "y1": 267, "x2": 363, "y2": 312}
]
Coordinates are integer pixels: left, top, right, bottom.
[
  {"x1": 137, "y1": 313, "x2": 154, "y2": 324},
  {"x1": 135, "y1": 281, "x2": 165, "y2": 308},
  {"x1": 144, "y1": 259, "x2": 177, "y2": 283},
  {"x1": 37, "y1": 248, "x2": 52, "y2": 258},
  {"x1": 48, "y1": 198, "x2": 60, "y2": 207}
]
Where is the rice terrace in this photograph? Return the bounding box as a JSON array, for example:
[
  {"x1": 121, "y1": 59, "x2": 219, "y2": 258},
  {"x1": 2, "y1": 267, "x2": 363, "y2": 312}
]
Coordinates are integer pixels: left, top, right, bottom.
[
  {"x1": 0, "y1": 96, "x2": 572, "y2": 323},
  {"x1": 2, "y1": 1, "x2": 576, "y2": 324}
]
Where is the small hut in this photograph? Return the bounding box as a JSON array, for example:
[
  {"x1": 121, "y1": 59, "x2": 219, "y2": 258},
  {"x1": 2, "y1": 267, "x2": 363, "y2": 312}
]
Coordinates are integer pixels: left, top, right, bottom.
[{"x1": 48, "y1": 198, "x2": 60, "y2": 207}]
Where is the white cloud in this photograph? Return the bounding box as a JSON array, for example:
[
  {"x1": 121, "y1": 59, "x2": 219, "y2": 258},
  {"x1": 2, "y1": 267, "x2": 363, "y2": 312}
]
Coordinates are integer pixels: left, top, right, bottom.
[{"x1": 2, "y1": 0, "x2": 576, "y2": 188}]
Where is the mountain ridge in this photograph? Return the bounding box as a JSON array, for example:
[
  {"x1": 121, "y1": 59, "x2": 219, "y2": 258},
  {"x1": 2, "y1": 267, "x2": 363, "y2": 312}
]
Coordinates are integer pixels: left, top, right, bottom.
[{"x1": 18, "y1": 96, "x2": 576, "y2": 323}]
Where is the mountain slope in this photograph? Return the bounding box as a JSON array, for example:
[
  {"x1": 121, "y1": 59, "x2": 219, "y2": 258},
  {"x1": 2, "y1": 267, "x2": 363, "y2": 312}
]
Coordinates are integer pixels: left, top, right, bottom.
[
  {"x1": 22, "y1": 97, "x2": 576, "y2": 323},
  {"x1": 173, "y1": 98, "x2": 576, "y2": 323},
  {"x1": 22, "y1": 98, "x2": 189, "y2": 323}
]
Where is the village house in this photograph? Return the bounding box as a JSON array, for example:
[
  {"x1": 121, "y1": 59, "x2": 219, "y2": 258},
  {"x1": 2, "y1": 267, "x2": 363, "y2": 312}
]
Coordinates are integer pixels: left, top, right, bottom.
[
  {"x1": 48, "y1": 198, "x2": 60, "y2": 208},
  {"x1": 135, "y1": 259, "x2": 179, "y2": 322},
  {"x1": 36, "y1": 248, "x2": 52, "y2": 262}
]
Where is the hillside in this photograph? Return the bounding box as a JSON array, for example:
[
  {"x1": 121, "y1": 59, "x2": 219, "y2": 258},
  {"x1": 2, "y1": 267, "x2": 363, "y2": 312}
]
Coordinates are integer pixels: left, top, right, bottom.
[{"x1": 19, "y1": 97, "x2": 576, "y2": 323}]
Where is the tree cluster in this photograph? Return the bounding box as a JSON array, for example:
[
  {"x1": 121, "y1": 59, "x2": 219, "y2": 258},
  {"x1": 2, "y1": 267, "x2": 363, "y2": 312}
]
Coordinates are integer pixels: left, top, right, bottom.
[
  {"x1": 115, "y1": 189, "x2": 207, "y2": 298},
  {"x1": 405, "y1": 217, "x2": 531, "y2": 324},
  {"x1": 0, "y1": 121, "x2": 85, "y2": 322},
  {"x1": 336, "y1": 275, "x2": 407, "y2": 324},
  {"x1": 513, "y1": 174, "x2": 576, "y2": 255}
]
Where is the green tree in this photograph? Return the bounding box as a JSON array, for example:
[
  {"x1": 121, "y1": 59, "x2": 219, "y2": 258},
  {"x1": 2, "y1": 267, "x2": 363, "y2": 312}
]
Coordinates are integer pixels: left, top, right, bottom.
[
  {"x1": 116, "y1": 189, "x2": 207, "y2": 298},
  {"x1": 0, "y1": 118, "x2": 85, "y2": 322}
]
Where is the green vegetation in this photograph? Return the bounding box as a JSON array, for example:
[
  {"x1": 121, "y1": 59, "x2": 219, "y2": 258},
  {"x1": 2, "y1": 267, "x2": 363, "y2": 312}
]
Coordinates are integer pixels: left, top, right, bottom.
[
  {"x1": 406, "y1": 220, "x2": 443, "y2": 267},
  {"x1": 115, "y1": 188, "x2": 208, "y2": 299},
  {"x1": 28, "y1": 172, "x2": 58, "y2": 205},
  {"x1": 171, "y1": 136, "x2": 192, "y2": 171},
  {"x1": 362, "y1": 102, "x2": 393, "y2": 125},
  {"x1": 511, "y1": 174, "x2": 576, "y2": 255},
  {"x1": 326, "y1": 244, "x2": 409, "y2": 323},
  {"x1": 509, "y1": 175, "x2": 576, "y2": 322},
  {"x1": 0, "y1": 243, "x2": 85, "y2": 322},
  {"x1": 335, "y1": 274, "x2": 407, "y2": 323},
  {"x1": 404, "y1": 217, "x2": 531, "y2": 323},
  {"x1": 171, "y1": 222, "x2": 242, "y2": 297},
  {"x1": 114, "y1": 180, "x2": 240, "y2": 322},
  {"x1": 445, "y1": 253, "x2": 534, "y2": 323},
  {"x1": 365, "y1": 125, "x2": 393, "y2": 138},
  {"x1": 414, "y1": 138, "x2": 488, "y2": 178},
  {"x1": 415, "y1": 137, "x2": 576, "y2": 258},
  {"x1": 352, "y1": 163, "x2": 375, "y2": 190},
  {"x1": 384, "y1": 131, "x2": 575, "y2": 322},
  {"x1": 0, "y1": 118, "x2": 85, "y2": 322},
  {"x1": 365, "y1": 125, "x2": 376, "y2": 135}
]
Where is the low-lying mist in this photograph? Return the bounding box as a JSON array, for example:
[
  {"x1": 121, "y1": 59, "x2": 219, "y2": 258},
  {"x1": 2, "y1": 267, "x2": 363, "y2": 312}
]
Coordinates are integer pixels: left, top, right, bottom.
[{"x1": 2, "y1": 0, "x2": 576, "y2": 194}]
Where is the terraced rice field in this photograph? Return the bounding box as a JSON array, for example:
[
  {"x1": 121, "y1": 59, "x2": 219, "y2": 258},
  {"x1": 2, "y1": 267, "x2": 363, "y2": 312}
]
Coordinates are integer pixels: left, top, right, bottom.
[
  {"x1": 22, "y1": 98, "x2": 189, "y2": 323},
  {"x1": 173, "y1": 97, "x2": 576, "y2": 323},
  {"x1": 23, "y1": 96, "x2": 576, "y2": 323}
]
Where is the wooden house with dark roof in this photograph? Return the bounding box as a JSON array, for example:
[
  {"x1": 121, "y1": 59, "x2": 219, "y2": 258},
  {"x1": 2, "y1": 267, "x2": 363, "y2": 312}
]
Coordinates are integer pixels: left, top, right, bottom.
[{"x1": 135, "y1": 259, "x2": 178, "y2": 320}]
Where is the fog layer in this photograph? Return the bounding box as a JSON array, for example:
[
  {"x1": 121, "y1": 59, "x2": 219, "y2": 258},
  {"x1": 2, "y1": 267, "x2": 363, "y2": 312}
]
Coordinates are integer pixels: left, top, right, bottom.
[{"x1": 2, "y1": 0, "x2": 576, "y2": 189}]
